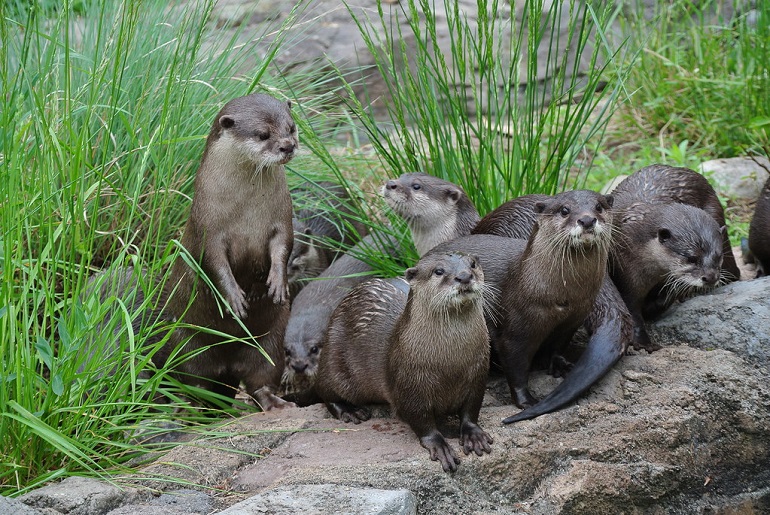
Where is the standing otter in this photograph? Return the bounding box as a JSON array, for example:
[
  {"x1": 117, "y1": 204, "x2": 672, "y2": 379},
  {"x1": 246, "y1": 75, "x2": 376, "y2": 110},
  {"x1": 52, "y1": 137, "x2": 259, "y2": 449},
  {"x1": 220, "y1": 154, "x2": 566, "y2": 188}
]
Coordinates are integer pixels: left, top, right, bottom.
[
  {"x1": 749, "y1": 175, "x2": 770, "y2": 277},
  {"x1": 609, "y1": 165, "x2": 737, "y2": 350},
  {"x1": 429, "y1": 190, "x2": 615, "y2": 418},
  {"x1": 157, "y1": 93, "x2": 297, "y2": 410},
  {"x1": 380, "y1": 173, "x2": 480, "y2": 256},
  {"x1": 288, "y1": 181, "x2": 368, "y2": 295},
  {"x1": 316, "y1": 253, "x2": 493, "y2": 473}
]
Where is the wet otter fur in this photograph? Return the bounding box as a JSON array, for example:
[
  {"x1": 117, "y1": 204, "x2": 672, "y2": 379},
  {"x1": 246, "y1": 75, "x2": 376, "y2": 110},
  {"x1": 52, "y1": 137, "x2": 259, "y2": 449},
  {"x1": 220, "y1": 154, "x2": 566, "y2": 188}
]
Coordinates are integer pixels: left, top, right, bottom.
[{"x1": 749, "y1": 176, "x2": 770, "y2": 277}]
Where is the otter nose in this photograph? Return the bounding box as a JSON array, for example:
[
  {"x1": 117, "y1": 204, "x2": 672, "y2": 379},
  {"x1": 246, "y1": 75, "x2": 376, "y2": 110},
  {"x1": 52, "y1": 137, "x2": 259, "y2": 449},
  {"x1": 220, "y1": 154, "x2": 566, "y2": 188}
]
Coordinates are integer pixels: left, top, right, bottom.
[
  {"x1": 702, "y1": 270, "x2": 719, "y2": 285},
  {"x1": 292, "y1": 362, "x2": 308, "y2": 374},
  {"x1": 577, "y1": 216, "x2": 597, "y2": 229},
  {"x1": 280, "y1": 141, "x2": 296, "y2": 154},
  {"x1": 385, "y1": 180, "x2": 398, "y2": 190},
  {"x1": 455, "y1": 271, "x2": 472, "y2": 285}
]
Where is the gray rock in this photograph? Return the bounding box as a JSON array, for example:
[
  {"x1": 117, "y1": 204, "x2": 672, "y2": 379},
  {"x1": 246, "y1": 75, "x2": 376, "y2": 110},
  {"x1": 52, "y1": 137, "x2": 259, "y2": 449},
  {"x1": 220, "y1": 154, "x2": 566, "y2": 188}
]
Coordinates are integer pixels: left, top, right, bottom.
[
  {"x1": 701, "y1": 156, "x2": 770, "y2": 200},
  {"x1": 106, "y1": 489, "x2": 212, "y2": 515},
  {"x1": 649, "y1": 277, "x2": 770, "y2": 367},
  {"x1": 217, "y1": 484, "x2": 416, "y2": 515},
  {"x1": 0, "y1": 495, "x2": 44, "y2": 515},
  {"x1": 19, "y1": 477, "x2": 150, "y2": 515}
]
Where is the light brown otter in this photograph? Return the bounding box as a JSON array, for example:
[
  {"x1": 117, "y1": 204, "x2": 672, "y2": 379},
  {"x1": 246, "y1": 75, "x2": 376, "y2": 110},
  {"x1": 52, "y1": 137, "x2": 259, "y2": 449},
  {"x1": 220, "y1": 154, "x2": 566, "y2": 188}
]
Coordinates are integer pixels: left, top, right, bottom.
[
  {"x1": 609, "y1": 164, "x2": 736, "y2": 350},
  {"x1": 156, "y1": 93, "x2": 297, "y2": 410},
  {"x1": 748, "y1": 175, "x2": 770, "y2": 277},
  {"x1": 315, "y1": 252, "x2": 493, "y2": 473},
  {"x1": 429, "y1": 190, "x2": 615, "y2": 415},
  {"x1": 287, "y1": 181, "x2": 368, "y2": 296},
  {"x1": 381, "y1": 172, "x2": 480, "y2": 256}
]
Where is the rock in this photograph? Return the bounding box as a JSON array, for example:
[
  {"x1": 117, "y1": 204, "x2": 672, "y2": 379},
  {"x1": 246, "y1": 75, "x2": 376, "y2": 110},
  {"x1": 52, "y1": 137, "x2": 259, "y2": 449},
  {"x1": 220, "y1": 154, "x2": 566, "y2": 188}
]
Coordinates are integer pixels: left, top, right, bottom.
[
  {"x1": 0, "y1": 495, "x2": 44, "y2": 515},
  {"x1": 217, "y1": 484, "x2": 416, "y2": 515},
  {"x1": 18, "y1": 476, "x2": 150, "y2": 515},
  {"x1": 700, "y1": 156, "x2": 770, "y2": 201},
  {"x1": 105, "y1": 489, "x2": 212, "y2": 515},
  {"x1": 648, "y1": 277, "x2": 770, "y2": 368}
]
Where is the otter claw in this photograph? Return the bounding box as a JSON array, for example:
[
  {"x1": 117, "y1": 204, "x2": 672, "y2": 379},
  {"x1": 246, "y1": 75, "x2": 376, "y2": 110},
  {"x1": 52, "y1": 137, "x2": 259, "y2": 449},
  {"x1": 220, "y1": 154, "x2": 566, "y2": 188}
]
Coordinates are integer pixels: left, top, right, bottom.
[
  {"x1": 420, "y1": 433, "x2": 460, "y2": 473},
  {"x1": 460, "y1": 422, "x2": 493, "y2": 456}
]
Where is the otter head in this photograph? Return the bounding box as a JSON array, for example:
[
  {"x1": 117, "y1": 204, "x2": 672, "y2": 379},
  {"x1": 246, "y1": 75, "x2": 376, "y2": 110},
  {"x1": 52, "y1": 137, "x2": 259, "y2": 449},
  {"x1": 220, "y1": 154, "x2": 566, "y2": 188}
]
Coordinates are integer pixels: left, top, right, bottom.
[
  {"x1": 287, "y1": 219, "x2": 326, "y2": 285},
  {"x1": 406, "y1": 253, "x2": 485, "y2": 311},
  {"x1": 535, "y1": 190, "x2": 614, "y2": 248},
  {"x1": 211, "y1": 93, "x2": 298, "y2": 171},
  {"x1": 651, "y1": 204, "x2": 725, "y2": 292},
  {"x1": 282, "y1": 331, "x2": 322, "y2": 393}
]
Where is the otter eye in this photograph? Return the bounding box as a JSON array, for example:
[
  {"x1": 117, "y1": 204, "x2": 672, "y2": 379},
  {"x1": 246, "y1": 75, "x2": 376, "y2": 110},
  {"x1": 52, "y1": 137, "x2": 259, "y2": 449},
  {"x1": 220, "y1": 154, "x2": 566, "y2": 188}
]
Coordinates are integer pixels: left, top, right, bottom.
[
  {"x1": 470, "y1": 260, "x2": 476, "y2": 268},
  {"x1": 560, "y1": 207, "x2": 570, "y2": 216},
  {"x1": 309, "y1": 346, "x2": 319, "y2": 354},
  {"x1": 434, "y1": 268, "x2": 445, "y2": 276},
  {"x1": 595, "y1": 203, "x2": 603, "y2": 213},
  {"x1": 256, "y1": 131, "x2": 270, "y2": 141},
  {"x1": 285, "y1": 349, "x2": 291, "y2": 357},
  {"x1": 289, "y1": 124, "x2": 296, "y2": 134},
  {"x1": 687, "y1": 255, "x2": 698, "y2": 264},
  {"x1": 412, "y1": 183, "x2": 422, "y2": 191}
]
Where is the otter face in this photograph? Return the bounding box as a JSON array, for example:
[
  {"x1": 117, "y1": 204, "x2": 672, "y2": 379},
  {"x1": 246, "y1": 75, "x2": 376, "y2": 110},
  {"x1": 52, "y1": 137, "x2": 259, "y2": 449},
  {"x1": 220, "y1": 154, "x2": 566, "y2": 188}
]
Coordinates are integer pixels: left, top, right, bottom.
[
  {"x1": 535, "y1": 190, "x2": 614, "y2": 248},
  {"x1": 381, "y1": 173, "x2": 462, "y2": 221},
  {"x1": 287, "y1": 223, "x2": 325, "y2": 284},
  {"x1": 281, "y1": 338, "x2": 322, "y2": 393},
  {"x1": 656, "y1": 220, "x2": 724, "y2": 291},
  {"x1": 406, "y1": 253, "x2": 485, "y2": 310},
  {"x1": 214, "y1": 93, "x2": 298, "y2": 170}
]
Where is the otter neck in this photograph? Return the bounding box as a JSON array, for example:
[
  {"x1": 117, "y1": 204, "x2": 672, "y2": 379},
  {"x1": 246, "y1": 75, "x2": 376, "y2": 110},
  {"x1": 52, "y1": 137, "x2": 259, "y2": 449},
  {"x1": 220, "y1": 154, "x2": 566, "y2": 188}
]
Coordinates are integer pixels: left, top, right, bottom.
[
  {"x1": 412, "y1": 218, "x2": 459, "y2": 257},
  {"x1": 523, "y1": 229, "x2": 608, "y2": 290}
]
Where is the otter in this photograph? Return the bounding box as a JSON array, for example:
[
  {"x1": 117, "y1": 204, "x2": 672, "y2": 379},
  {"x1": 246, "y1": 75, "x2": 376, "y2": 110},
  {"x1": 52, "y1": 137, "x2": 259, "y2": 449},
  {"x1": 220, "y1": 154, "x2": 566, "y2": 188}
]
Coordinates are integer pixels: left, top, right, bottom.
[
  {"x1": 380, "y1": 172, "x2": 480, "y2": 256},
  {"x1": 288, "y1": 181, "x2": 368, "y2": 296},
  {"x1": 315, "y1": 253, "x2": 493, "y2": 473},
  {"x1": 281, "y1": 232, "x2": 401, "y2": 396},
  {"x1": 748, "y1": 175, "x2": 770, "y2": 277},
  {"x1": 428, "y1": 190, "x2": 614, "y2": 419},
  {"x1": 156, "y1": 93, "x2": 297, "y2": 410},
  {"x1": 609, "y1": 164, "x2": 737, "y2": 350}
]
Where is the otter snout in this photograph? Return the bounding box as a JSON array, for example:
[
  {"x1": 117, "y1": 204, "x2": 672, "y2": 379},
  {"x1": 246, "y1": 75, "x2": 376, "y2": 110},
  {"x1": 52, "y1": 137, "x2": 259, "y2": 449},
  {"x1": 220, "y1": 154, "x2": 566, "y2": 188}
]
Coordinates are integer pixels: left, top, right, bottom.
[
  {"x1": 578, "y1": 215, "x2": 597, "y2": 230},
  {"x1": 385, "y1": 179, "x2": 399, "y2": 191},
  {"x1": 701, "y1": 269, "x2": 720, "y2": 286},
  {"x1": 455, "y1": 270, "x2": 473, "y2": 285}
]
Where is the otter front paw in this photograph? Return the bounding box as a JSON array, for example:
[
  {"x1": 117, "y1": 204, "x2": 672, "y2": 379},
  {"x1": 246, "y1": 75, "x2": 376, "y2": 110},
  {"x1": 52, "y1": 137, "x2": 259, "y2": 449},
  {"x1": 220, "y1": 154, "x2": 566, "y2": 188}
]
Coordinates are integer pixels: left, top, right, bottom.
[
  {"x1": 420, "y1": 432, "x2": 460, "y2": 473},
  {"x1": 226, "y1": 287, "x2": 249, "y2": 319},
  {"x1": 460, "y1": 422, "x2": 493, "y2": 457},
  {"x1": 266, "y1": 271, "x2": 289, "y2": 305}
]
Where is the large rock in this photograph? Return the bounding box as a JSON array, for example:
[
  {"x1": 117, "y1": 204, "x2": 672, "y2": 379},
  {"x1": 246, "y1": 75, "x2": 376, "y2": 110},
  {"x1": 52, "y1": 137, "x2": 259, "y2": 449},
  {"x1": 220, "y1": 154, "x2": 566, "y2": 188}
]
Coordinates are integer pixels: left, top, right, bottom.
[{"x1": 701, "y1": 156, "x2": 770, "y2": 201}]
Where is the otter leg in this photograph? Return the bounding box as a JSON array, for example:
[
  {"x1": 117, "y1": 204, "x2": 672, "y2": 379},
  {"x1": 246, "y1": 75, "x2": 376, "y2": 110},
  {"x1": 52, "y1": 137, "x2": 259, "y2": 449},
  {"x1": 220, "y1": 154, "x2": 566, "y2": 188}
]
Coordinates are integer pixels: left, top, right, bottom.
[
  {"x1": 253, "y1": 385, "x2": 296, "y2": 411},
  {"x1": 495, "y1": 332, "x2": 538, "y2": 408},
  {"x1": 203, "y1": 240, "x2": 249, "y2": 319},
  {"x1": 324, "y1": 401, "x2": 371, "y2": 424},
  {"x1": 419, "y1": 431, "x2": 461, "y2": 473},
  {"x1": 458, "y1": 379, "x2": 493, "y2": 457},
  {"x1": 266, "y1": 224, "x2": 291, "y2": 305}
]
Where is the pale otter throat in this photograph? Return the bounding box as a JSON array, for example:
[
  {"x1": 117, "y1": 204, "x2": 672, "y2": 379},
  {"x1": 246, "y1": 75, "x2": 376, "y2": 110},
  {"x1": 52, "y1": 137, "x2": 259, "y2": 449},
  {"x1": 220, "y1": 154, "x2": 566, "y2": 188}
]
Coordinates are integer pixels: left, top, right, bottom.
[
  {"x1": 315, "y1": 252, "x2": 493, "y2": 473},
  {"x1": 157, "y1": 92, "x2": 298, "y2": 411}
]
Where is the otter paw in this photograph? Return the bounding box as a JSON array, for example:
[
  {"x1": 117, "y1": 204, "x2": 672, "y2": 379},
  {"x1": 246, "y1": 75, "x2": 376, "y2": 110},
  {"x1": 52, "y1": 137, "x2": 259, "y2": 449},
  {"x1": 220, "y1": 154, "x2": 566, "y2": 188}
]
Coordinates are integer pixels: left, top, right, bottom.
[
  {"x1": 460, "y1": 422, "x2": 493, "y2": 456},
  {"x1": 253, "y1": 388, "x2": 295, "y2": 411},
  {"x1": 339, "y1": 406, "x2": 371, "y2": 424},
  {"x1": 548, "y1": 354, "x2": 574, "y2": 378},
  {"x1": 420, "y1": 433, "x2": 460, "y2": 473},
  {"x1": 266, "y1": 275, "x2": 289, "y2": 305},
  {"x1": 227, "y1": 288, "x2": 249, "y2": 319},
  {"x1": 512, "y1": 387, "x2": 538, "y2": 409}
]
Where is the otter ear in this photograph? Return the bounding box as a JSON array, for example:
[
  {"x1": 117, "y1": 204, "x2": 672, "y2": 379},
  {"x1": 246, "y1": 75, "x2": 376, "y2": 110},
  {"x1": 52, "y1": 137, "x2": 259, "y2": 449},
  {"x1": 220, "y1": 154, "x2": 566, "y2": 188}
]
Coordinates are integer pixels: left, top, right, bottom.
[
  {"x1": 220, "y1": 115, "x2": 235, "y2": 129},
  {"x1": 304, "y1": 227, "x2": 313, "y2": 236},
  {"x1": 535, "y1": 201, "x2": 547, "y2": 213},
  {"x1": 286, "y1": 100, "x2": 292, "y2": 110},
  {"x1": 405, "y1": 267, "x2": 419, "y2": 282},
  {"x1": 720, "y1": 225, "x2": 727, "y2": 236},
  {"x1": 658, "y1": 228, "x2": 672, "y2": 242},
  {"x1": 445, "y1": 187, "x2": 461, "y2": 203},
  {"x1": 604, "y1": 194, "x2": 614, "y2": 208}
]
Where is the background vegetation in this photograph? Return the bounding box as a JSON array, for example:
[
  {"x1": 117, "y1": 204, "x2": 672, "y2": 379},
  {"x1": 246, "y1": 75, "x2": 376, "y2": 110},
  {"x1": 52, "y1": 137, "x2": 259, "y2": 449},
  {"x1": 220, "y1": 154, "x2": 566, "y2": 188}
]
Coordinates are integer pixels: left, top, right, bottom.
[{"x1": 0, "y1": 0, "x2": 766, "y2": 496}]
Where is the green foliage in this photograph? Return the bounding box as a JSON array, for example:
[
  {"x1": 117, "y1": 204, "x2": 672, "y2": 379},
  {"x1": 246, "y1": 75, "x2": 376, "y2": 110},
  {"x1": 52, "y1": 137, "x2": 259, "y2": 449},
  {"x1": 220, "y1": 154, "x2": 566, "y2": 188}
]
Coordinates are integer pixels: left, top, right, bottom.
[
  {"x1": 620, "y1": 0, "x2": 770, "y2": 158},
  {"x1": 338, "y1": 0, "x2": 631, "y2": 216}
]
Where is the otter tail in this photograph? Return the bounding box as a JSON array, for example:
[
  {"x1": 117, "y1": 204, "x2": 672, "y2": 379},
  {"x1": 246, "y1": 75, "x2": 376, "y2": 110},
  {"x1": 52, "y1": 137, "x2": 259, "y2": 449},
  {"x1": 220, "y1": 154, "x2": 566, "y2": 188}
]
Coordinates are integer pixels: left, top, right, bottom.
[{"x1": 503, "y1": 278, "x2": 631, "y2": 424}]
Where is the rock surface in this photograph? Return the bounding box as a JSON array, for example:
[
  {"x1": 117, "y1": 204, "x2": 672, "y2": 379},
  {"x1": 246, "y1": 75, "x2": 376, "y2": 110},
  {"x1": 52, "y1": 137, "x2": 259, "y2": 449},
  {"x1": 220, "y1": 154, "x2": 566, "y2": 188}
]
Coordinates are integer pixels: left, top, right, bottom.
[{"x1": 701, "y1": 156, "x2": 770, "y2": 201}]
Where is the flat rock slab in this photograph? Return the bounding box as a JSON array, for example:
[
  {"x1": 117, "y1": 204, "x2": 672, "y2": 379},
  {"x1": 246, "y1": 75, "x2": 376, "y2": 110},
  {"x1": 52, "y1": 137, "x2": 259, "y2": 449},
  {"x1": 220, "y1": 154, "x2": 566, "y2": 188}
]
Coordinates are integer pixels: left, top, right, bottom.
[{"x1": 219, "y1": 484, "x2": 416, "y2": 515}]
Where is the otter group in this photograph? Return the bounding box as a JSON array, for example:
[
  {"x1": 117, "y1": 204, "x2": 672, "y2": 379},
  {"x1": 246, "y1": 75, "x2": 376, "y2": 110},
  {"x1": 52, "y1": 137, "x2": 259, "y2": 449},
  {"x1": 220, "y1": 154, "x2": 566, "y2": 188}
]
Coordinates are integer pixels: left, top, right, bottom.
[{"x1": 91, "y1": 92, "x2": 763, "y2": 473}]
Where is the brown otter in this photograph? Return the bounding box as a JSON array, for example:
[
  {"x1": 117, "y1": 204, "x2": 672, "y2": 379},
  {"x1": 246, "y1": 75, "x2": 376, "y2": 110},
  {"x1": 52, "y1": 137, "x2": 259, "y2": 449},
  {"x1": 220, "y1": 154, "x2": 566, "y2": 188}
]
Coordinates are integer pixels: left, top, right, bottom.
[
  {"x1": 609, "y1": 164, "x2": 737, "y2": 350},
  {"x1": 381, "y1": 172, "x2": 480, "y2": 256},
  {"x1": 156, "y1": 93, "x2": 297, "y2": 410},
  {"x1": 288, "y1": 181, "x2": 368, "y2": 296},
  {"x1": 749, "y1": 175, "x2": 770, "y2": 277},
  {"x1": 428, "y1": 190, "x2": 615, "y2": 418},
  {"x1": 315, "y1": 252, "x2": 493, "y2": 473},
  {"x1": 471, "y1": 193, "x2": 632, "y2": 422},
  {"x1": 282, "y1": 232, "x2": 401, "y2": 396}
]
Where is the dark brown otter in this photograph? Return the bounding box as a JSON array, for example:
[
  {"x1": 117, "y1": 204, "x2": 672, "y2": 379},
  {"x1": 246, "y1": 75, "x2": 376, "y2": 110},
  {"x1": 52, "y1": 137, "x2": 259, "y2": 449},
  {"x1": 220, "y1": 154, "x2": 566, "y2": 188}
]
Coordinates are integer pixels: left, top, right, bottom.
[
  {"x1": 315, "y1": 253, "x2": 493, "y2": 473},
  {"x1": 282, "y1": 233, "x2": 401, "y2": 396},
  {"x1": 471, "y1": 193, "x2": 632, "y2": 423},
  {"x1": 288, "y1": 181, "x2": 368, "y2": 295},
  {"x1": 381, "y1": 172, "x2": 480, "y2": 256},
  {"x1": 156, "y1": 93, "x2": 297, "y2": 410},
  {"x1": 609, "y1": 164, "x2": 737, "y2": 350},
  {"x1": 430, "y1": 190, "x2": 614, "y2": 418},
  {"x1": 749, "y1": 175, "x2": 770, "y2": 277}
]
